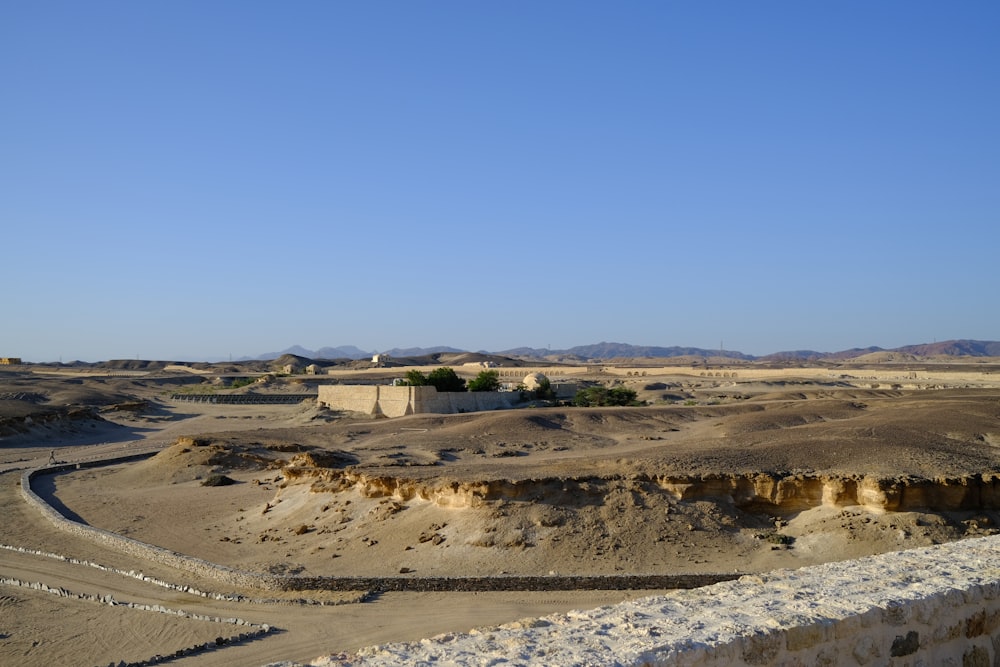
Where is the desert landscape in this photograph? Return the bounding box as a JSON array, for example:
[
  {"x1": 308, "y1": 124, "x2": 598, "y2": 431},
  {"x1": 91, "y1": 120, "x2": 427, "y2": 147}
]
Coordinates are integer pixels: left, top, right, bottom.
[
  {"x1": 9, "y1": 1, "x2": 999, "y2": 661},
  {"x1": 3, "y1": 349, "x2": 1000, "y2": 666}
]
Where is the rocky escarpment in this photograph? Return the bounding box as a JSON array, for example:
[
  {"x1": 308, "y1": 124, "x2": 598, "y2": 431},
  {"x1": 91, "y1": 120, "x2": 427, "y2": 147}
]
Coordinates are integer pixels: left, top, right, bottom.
[
  {"x1": 656, "y1": 473, "x2": 1000, "y2": 514},
  {"x1": 280, "y1": 457, "x2": 1000, "y2": 515},
  {"x1": 248, "y1": 459, "x2": 1000, "y2": 577},
  {"x1": 0, "y1": 406, "x2": 110, "y2": 439}
]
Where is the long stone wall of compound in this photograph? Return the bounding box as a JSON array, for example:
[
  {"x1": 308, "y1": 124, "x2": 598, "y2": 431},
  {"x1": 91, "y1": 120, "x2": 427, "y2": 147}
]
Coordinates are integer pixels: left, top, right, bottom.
[
  {"x1": 327, "y1": 534, "x2": 1000, "y2": 666},
  {"x1": 317, "y1": 385, "x2": 522, "y2": 417},
  {"x1": 410, "y1": 386, "x2": 520, "y2": 415},
  {"x1": 318, "y1": 385, "x2": 381, "y2": 415},
  {"x1": 374, "y1": 386, "x2": 415, "y2": 417},
  {"x1": 170, "y1": 393, "x2": 316, "y2": 404},
  {"x1": 468, "y1": 391, "x2": 520, "y2": 412}
]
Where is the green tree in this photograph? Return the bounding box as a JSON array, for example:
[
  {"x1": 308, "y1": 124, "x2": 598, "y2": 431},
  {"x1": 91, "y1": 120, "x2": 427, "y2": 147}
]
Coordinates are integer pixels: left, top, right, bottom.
[
  {"x1": 572, "y1": 385, "x2": 639, "y2": 407},
  {"x1": 426, "y1": 367, "x2": 466, "y2": 392},
  {"x1": 533, "y1": 376, "x2": 556, "y2": 401},
  {"x1": 468, "y1": 369, "x2": 501, "y2": 392},
  {"x1": 404, "y1": 369, "x2": 428, "y2": 386}
]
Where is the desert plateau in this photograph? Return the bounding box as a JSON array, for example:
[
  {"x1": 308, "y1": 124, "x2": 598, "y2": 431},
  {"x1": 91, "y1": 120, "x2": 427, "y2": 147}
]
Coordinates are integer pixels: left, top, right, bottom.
[
  {"x1": 3, "y1": 352, "x2": 1000, "y2": 666},
  {"x1": 9, "y1": 2, "x2": 1000, "y2": 662}
]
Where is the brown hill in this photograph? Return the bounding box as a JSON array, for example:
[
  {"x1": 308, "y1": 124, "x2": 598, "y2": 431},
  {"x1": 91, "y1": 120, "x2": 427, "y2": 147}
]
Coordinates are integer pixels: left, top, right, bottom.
[{"x1": 895, "y1": 339, "x2": 1000, "y2": 357}]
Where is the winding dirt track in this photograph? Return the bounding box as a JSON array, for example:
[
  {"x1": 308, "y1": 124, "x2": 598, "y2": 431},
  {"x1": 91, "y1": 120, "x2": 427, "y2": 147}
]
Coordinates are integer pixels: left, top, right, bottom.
[{"x1": 0, "y1": 409, "x2": 657, "y2": 667}]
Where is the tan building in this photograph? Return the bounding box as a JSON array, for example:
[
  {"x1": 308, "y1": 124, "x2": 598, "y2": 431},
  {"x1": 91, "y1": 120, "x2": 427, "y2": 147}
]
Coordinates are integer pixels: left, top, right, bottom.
[
  {"x1": 318, "y1": 384, "x2": 521, "y2": 418},
  {"x1": 0, "y1": 357, "x2": 22, "y2": 365}
]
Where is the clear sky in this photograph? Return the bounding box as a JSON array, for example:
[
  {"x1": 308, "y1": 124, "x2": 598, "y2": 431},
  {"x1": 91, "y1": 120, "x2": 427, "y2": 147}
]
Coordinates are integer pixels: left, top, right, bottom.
[{"x1": 3, "y1": 2, "x2": 998, "y2": 362}]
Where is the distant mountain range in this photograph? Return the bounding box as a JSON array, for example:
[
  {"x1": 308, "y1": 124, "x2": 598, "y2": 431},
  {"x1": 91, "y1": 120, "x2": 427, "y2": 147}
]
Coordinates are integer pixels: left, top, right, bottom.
[
  {"x1": 500, "y1": 344, "x2": 755, "y2": 361},
  {"x1": 247, "y1": 344, "x2": 468, "y2": 362},
  {"x1": 249, "y1": 339, "x2": 1000, "y2": 363},
  {"x1": 248, "y1": 345, "x2": 375, "y2": 361}
]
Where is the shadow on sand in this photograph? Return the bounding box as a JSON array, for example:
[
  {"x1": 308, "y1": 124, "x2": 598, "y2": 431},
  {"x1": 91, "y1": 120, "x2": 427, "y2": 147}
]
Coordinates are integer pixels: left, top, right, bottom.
[{"x1": 30, "y1": 473, "x2": 92, "y2": 525}]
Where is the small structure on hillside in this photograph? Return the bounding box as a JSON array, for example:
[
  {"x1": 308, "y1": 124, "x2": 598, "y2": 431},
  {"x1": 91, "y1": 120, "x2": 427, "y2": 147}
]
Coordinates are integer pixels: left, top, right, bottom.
[
  {"x1": 521, "y1": 372, "x2": 578, "y2": 399},
  {"x1": 305, "y1": 364, "x2": 321, "y2": 375},
  {"x1": 522, "y1": 372, "x2": 548, "y2": 390},
  {"x1": 464, "y1": 361, "x2": 498, "y2": 369}
]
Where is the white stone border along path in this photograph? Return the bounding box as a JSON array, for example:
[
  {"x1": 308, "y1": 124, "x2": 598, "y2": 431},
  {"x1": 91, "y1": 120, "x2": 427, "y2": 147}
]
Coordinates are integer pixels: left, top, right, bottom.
[
  {"x1": 0, "y1": 575, "x2": 272, "y2": 667},
  {"x1": 321, "y1": 534, "x2": 1000, "y2": 666},
  {"x1": 0, "y1": 544, "x2": 365, "y2": 606}
]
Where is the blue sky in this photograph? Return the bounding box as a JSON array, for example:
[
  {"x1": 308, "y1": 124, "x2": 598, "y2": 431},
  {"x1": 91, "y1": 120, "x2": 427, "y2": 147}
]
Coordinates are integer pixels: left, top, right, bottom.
[{"x1": 3, "y1": 2, "x2": 998, "y2": 362}]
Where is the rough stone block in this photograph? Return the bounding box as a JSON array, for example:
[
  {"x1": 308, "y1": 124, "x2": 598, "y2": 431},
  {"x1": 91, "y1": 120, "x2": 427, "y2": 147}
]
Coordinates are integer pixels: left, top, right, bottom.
[
  {"x1": 786, "y1": 622, "x2": 827, "y2": 651},
  {"x1": 934, "y1": 620, "x2": 964, "y2": 643},
  {"x1": 890, "y1": 630, "x2": 919, "y2": 657},
  {"x1": 852, "y1": 635, "x2": 880, "y2": 665},
  {"x1": 965, "y1": 586, "x2": 986, "y2": 605},
  {"x1": 981, "y1": 581, "x2": 1000, "y2": 600},
  {"x1": 740, "y1": 631, "x2": 782, "y2": 665},
  {"x1": 913, "y1": 598, "x2": 941, "y2": 625},
  {"x1": 834, "y1": 613, "x2": 864, "y2": 640},
  {"x1": 858, "y1": 608, "x2": 881, "y2": 629},
  {"x1": 882, "y1": 601, "x2": 910, "y2": 626},
  {"x1": 813, "y1": 646, "x2": 838, "y2": 667},
  {"x1": 962, "y1": 644, "x2": 989, "y2": 667},
  {"x1": 982, "y1": 607, "x2": 1000, "y2": 634},
  {"x1": 967, "y1": 610, "x2": 987, "y2": 638}
]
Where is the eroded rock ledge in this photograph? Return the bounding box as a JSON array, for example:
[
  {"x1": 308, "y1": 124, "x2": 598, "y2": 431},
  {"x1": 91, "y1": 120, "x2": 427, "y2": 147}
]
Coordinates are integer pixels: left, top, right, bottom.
[{"x1": 283, "y1": 457, "x2": 1000, "y2": 514}]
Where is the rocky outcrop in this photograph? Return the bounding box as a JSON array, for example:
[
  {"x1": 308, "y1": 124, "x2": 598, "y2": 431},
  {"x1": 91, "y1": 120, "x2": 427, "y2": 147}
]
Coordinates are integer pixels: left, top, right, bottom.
[
  {"x1": 282, "y1": 464, "x2": 1000, "y2": 514},
  {"x1": 20, "y1": 460, "x2": 732, "y2": 592}
]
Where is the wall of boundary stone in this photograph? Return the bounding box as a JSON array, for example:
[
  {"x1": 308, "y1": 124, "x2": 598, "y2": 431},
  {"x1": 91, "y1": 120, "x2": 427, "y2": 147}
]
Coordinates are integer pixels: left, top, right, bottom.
[
  {"x1": 317, "y1": 385, "x2": 381, "y2": 415},
  {"x1": 0, "y1": 575, "x2": 271, "y2": 667},
  {"x1": 410, "y1": 386, "x2": 520, "y2": 415},
  {"x1": 331, "y1": 535, "x2": 1000, "y2": 665}
]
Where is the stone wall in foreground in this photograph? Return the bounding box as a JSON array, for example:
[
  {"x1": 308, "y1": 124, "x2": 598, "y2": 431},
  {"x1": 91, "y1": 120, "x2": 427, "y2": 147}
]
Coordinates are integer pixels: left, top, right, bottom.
[{"x1": 328, "y1": 535, "x2": 1000, "y2": 666}]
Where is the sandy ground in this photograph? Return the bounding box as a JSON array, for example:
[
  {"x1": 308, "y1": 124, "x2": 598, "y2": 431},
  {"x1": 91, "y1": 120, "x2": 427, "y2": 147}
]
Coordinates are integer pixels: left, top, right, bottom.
[
  {"x1": 0, "y1": 584, "x2": 235, "y2": 667},
  {"x1": 43, "y1": 391, "x2": 1000, "y2": 579},
  {"x1": 3, "y1": 366, "x2": 1000, "y2": 665}
]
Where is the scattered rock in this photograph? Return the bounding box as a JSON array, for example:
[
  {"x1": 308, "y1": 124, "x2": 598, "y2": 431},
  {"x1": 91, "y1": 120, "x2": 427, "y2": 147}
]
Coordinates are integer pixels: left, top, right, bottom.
[{"x1": 201, "y1": 474, "x2": 236, "y2": 487}]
